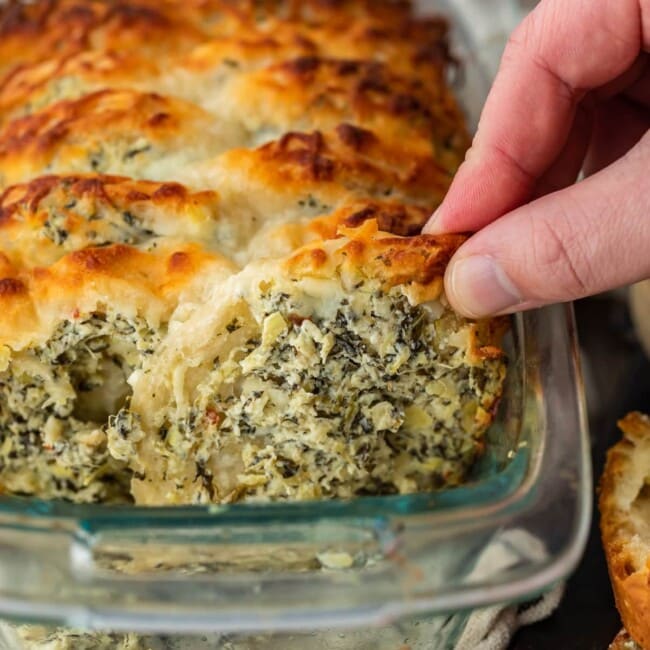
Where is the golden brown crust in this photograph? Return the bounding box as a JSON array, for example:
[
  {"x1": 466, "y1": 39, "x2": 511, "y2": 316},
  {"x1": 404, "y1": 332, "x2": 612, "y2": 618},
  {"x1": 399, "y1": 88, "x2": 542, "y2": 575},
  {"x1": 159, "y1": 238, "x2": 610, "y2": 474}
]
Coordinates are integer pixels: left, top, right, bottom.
[
  {"x1": 0, "y1": 1, "x2": 209, "y2": 75},
  {"x1": 0, "y1": 175, "x2": 440, "y2": 272},
  {"x1": 0, "y1": 0, "x2": 436, "y2": 76},
  {"x1": 226, "y1": 0, "x2": 414, "y2": 24},
  {"x1": 305, "y1": 200, "x2": 431, "y2": 239},
  {"x1": 0, "y1": 89, "x2": 218, "y2": 188},
  {"x1": 284, "y1": 220, "x2": 466, "y2": 303},
  {"x1": 0, "y1": 242, "x2": 234, "y2": 350},
  {"x1": 227, "y1": 56, "x2": 467, "y2": 168},
  {"x1": 216, "y1": 126, "x2": 452, "y2": 210},
  {"x1": 601, "y1": 412, "x2": 650, "y2": 650},
  {"x1": 0, "y1": 1, "x2": 464, "y2": 201},
  {"x1": 0, "y1": 49, "x2": 159, "y2": 125},
  {"x1": 233, "y1": 197, "x2": 439, "y2": 264},
  {"x1": 0, "y1": 5, "x2": 456, "y2": 117},
  {"x1": 0, "y1": 174, "x2": 214, "y2": 215},
  {"x1": 182, "y1": 12, "x2": 453, "y2": 83},
  {"x1": 0, "y1": 41, "x2": 466, "y2": 187},
  {"x1": 0, "y1": 173, "x2": 221, "y2": 266}
]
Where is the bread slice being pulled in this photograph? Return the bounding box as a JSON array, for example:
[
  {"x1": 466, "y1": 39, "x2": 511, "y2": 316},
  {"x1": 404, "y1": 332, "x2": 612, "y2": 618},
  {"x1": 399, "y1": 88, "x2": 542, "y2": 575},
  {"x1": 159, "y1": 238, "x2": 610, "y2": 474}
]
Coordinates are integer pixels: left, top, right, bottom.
[{"x1": 107, "y1": 223, "x2": 506, "y2": 505}]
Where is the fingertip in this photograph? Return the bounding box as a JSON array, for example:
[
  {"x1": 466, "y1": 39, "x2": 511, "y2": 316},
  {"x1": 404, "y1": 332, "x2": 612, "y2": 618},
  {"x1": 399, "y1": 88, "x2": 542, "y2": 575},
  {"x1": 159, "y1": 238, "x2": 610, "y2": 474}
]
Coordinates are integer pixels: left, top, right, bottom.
[
  {"x1": 422, "y1": 207, "x2": 444, "y2": 235},
  {"x1": 444, "y1": 254, "x2": 524, "y2": 319},
  {"x1": 442, "y1": 139, "x2": 650, "y2": 316}
]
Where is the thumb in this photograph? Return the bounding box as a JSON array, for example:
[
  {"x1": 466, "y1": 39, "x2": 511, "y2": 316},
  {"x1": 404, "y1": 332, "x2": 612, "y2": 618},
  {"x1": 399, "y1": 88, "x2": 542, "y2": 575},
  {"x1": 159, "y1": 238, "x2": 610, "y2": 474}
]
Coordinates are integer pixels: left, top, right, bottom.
[{"x1": 444, "y1": 133, "x2": 650, "y2": 318}]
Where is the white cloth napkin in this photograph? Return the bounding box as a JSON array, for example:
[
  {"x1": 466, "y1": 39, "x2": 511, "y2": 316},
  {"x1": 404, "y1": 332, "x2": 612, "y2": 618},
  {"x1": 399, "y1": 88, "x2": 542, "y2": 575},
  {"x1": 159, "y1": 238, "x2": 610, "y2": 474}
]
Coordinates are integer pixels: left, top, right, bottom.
[{"x1": 455, "y1": 530, "x2": 565, "y2": 650}]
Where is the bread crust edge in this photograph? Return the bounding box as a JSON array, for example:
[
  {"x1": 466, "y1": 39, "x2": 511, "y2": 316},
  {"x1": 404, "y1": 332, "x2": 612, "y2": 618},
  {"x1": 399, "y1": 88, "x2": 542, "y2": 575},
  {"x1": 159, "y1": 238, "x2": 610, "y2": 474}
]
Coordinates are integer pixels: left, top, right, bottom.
[{"x1": 600, "y1": 412, "x2": 650, "y2": 650}]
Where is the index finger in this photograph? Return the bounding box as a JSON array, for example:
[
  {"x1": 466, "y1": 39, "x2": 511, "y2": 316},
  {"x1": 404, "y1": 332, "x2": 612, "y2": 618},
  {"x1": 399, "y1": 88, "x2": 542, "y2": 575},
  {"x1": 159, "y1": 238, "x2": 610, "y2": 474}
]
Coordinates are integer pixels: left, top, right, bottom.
[{"x1": 424, "y1": 0, "x2": 649, "y2": 235}]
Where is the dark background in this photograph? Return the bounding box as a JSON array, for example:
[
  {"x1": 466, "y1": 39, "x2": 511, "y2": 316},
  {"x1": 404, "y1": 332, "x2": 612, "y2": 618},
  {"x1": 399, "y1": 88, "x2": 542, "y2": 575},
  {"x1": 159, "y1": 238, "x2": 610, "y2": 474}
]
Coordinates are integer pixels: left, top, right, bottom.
[{"x1": 512, "y1": 296, "x2": 650, "y2": 649}]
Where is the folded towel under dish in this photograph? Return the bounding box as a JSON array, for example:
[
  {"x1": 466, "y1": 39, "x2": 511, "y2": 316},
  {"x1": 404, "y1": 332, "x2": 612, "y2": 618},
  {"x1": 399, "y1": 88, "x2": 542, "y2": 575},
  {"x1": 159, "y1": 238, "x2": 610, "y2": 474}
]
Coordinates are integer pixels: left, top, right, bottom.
[{"x1": 456, "y1": 529, "x2": 565, "y2": 650}]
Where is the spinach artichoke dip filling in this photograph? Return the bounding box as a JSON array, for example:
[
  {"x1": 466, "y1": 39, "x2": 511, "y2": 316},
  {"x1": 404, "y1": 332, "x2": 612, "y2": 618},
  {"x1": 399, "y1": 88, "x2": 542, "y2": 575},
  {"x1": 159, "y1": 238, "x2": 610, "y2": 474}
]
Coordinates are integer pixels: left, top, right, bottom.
[
  {"x1": 108, "y1": 280, "x2": 505, "y2": 504},
  {"x1": 0, "y1": 313, "x2": 159, "y2": 502}
]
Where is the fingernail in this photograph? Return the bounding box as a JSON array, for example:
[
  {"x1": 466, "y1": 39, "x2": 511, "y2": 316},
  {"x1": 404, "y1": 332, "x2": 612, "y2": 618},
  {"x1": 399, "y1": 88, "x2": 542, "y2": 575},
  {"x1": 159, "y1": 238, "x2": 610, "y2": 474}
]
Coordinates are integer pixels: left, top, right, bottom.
[
  {"x1": 448, "y1": 255, "x2": 522, "y2": 318},
  {"x1": 422, "y1": 208, "x2": 442, "y2": 234}
]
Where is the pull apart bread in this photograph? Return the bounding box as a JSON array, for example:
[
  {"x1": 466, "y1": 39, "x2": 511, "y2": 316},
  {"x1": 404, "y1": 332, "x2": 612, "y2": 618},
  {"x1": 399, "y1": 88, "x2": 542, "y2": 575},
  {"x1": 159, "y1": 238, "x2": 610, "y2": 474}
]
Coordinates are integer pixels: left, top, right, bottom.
[
  {"x1": 602, "y1": 413, "x2": 650, "y2": 650},
  {"x1": 0, "y1": 0, "x2": 507, "y2": 505}
]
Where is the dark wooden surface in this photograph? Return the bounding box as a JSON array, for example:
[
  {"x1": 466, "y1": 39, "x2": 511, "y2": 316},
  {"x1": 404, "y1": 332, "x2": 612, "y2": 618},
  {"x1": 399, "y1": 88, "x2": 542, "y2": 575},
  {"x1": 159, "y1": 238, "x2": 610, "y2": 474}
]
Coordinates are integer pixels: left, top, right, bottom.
[{"x1": 512, "y1": 297, "x2": 650, "y2": 649}]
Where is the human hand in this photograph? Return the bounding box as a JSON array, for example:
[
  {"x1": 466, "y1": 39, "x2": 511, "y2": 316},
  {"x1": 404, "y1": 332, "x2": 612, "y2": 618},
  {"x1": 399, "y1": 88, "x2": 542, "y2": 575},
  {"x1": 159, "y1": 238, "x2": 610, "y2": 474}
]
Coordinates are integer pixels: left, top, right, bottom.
[{"x1": 423, "y1": 0, "x2": 650, "y2": 318}]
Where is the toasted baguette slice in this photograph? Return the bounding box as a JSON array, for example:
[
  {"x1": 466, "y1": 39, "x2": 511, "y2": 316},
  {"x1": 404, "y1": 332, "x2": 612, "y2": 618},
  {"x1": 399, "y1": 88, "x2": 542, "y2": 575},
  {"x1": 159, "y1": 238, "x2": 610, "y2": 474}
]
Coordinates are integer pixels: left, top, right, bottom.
[
  {"x1": 601, "y1": 412, "x2": 650, "y2": 650},
  {"x1": 611, "y1": 629, "x2": 643, "y2": 650}
]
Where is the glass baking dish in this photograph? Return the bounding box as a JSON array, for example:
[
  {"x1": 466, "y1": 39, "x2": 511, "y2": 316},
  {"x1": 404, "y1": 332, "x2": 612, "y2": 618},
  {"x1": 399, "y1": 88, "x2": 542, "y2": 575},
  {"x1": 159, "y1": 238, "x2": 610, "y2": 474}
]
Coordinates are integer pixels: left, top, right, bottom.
[
  {"x1": 0, "y1": 0, "x2": 590, "y2": 646},
  {"x1": 0, "y1": 304, "x2": 590, "y2": 637}
]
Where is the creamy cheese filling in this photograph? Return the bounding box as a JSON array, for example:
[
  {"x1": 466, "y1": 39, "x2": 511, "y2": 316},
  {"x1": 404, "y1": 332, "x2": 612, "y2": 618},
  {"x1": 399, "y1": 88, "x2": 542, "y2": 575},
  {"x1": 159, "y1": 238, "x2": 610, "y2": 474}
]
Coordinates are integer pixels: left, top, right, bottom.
[
  {"x1": 109, "y1": 281, "x2": 505, "y2": 504},
  {"x1": 0, "y1": 313, "x2": 159, "y2": 502}
]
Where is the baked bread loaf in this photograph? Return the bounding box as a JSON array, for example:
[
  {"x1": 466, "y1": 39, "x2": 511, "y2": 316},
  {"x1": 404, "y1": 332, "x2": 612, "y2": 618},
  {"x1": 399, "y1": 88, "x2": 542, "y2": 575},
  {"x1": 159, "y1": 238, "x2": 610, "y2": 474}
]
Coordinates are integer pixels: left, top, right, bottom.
[
  {"x1": 0, "y1": 0, "x2": 507, "y2": 505},
  {"x1": 601, "y1": 412, "x2": 650, "y2": 650}
]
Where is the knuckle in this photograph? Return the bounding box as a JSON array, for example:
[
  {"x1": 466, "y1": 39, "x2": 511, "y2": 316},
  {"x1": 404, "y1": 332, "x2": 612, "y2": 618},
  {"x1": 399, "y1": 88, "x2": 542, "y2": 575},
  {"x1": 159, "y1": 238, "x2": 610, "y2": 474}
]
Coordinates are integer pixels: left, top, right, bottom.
[
  {"x1": 491, "y1": 141, "x2": 537, "y2": 185},
  {"x1": 503, "y1": 24, "x2": 531, "y2": 65},
  {"x1": 502, "y1": 10, "x2": 579, "y2": 102},
  {"x1": 624, "y1": 130, "x2": 650, "y2": 166},
  {"x1": 528, "y1": 209, "x2": 594, "y2": 298},
  {"x1": 505, "y1": 4, "x2": 552, "y2": 58}
]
